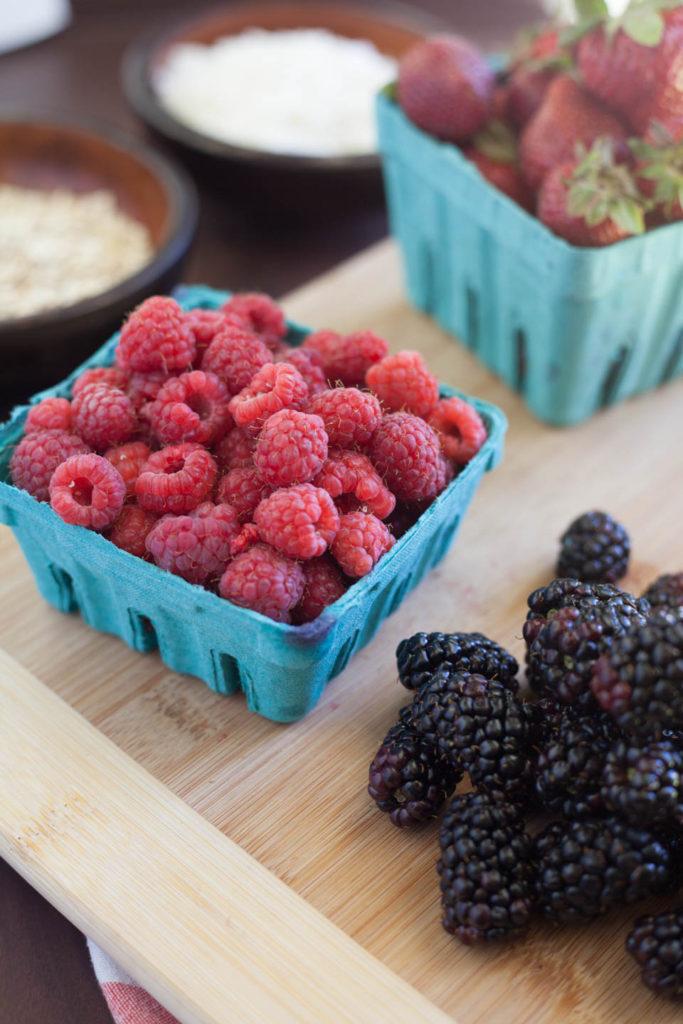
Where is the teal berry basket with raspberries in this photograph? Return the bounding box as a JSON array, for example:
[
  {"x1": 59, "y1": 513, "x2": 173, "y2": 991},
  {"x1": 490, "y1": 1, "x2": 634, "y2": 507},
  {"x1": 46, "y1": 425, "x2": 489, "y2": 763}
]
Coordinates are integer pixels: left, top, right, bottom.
[
  {"x1": 0, "y1": 283, "x2": 507, "y2": 723},
  {"x1": 377, "y1": 89, "x2": 683, "y2": 427}
]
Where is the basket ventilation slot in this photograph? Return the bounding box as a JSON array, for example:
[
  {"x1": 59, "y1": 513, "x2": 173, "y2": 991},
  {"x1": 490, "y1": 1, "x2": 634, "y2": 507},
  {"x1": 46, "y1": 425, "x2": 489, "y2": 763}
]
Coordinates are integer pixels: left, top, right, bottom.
[
  {"x1": 600, "y1": 346, "x2": 630, "y2": 407},
  {"x1": 660, "y1": 327, "x2": 683, "y2": 384},
  {"x1": 48, "y1": 564, "x2": 77, "y2": 612},
  {"x1": 515, "y1": 329, "x2": 528, "y2": 392},
  {"x1": 127, "y1": 610, "x2": 158, "y2": 652},
  {"x1": 465, "y1": 286, "x2": 479, "y2": 351}
]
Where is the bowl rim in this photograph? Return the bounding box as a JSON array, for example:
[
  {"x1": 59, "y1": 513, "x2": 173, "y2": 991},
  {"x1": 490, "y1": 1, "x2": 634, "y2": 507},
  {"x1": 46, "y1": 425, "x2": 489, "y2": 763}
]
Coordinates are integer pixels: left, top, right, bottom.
[
  {"x1": 121, "y1": 0, "x2": 442, "y2": 174},
  {"x1": 0, "y1": 110, "x2": 198, "y2": 336}
]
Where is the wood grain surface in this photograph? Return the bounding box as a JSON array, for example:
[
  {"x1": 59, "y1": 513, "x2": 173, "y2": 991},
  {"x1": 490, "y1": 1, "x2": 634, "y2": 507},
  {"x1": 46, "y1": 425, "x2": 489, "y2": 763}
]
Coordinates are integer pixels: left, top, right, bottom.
[
  {"x1": 0, "y1": 650, "x2": 451, "y2": 1024},
  {"x1": 1, "y1": 239, "x2": 682, "y2": 1022}
]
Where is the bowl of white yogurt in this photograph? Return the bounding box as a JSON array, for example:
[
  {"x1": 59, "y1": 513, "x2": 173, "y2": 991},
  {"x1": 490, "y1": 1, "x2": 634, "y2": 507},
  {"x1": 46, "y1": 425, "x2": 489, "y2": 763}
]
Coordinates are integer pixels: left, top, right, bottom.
[{"x1": 121, "y1": 0, "x2": 438, "y2": 215}]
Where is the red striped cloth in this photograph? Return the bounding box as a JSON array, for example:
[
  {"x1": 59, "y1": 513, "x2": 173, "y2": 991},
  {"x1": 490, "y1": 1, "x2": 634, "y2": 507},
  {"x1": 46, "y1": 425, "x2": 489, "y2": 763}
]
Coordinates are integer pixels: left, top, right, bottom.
[{"x1": 87, "y1": 939, "x2": 180, "y2": 1024}]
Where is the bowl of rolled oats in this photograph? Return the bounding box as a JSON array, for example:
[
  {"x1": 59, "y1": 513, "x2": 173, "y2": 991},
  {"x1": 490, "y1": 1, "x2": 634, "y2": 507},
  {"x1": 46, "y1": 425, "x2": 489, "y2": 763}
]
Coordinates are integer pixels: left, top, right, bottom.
[{"x1": 0, "y1": 114, "x2": 197, "y2": 414}]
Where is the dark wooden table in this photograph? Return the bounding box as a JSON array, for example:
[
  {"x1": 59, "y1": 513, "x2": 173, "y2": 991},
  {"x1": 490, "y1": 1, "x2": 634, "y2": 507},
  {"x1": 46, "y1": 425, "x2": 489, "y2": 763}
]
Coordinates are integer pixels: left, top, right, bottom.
[{"x1": 0, "y1": 1, "x2": 541, "y2": 1020}]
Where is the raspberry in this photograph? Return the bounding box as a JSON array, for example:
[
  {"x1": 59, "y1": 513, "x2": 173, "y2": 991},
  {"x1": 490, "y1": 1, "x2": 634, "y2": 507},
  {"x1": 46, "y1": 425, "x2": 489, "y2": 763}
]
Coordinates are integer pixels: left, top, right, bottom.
[
  {"x1": 228, "y1": 362, "x2": 308, "y2": 431},
  {"x1": 427, "y1": 396, "x2": 487, "y2": 465},
  {"x1": 303, "y1": 329, "x2": 389, "y2": 386},
  {"x1": 71, "y1": 383, "x2": 137, "y2": 451},
  {"x1": 230, "y1": 521, "x2": 260, "y2": 556},
  {"x1": 216, "y1": 467, "x2": 271, "y2": 521},
  {"x1": 104, "y1": 441, "x2": 151, "y2": 499},
  {"x1": 330, "y1": 511, "x2": 395, "y2": 577},
  {"x1": 106, "y1": 504, "x2": 158, "y2": 558},
  {"x1": 148, "y1": 370, "x2": 232, "y2": 446},
  {"x1": 254, "y1": 484, "x2": 339, "y2": 559},
  {"x1": 25, "y1": 397, "x2": 72, "y2": 434},
  {"x1": 278, "y1": 347, "x2": 327, "y2": 396},
  {"x1": 184, "y1": 308, "x2": 229, "y2": 359},
  {"x1": 49, "y1": 453, "x2": 125, "y2": 531},
  {"x1": 301, "y1": 330, "x2": 342, "y2": 376},
  {"x1": 213, "y1": 427, "x2": 255, "y2": 470},
  {"x1": 135, "y1": 443, "x2": 217, "y2": 514},
  {"x1": 125, "y1": 370, "x2": 170, "y2": 410},
  {"x1": 201, "y1": 327, "x2": 273, "y2": 396},
  {"x1": 10, "y1": 429, "x2": 90, "y2": 502},
  {"x1": 146, "y1": 505, "x2": 239, "y2": 584},
  {"x1": 307, "y1": 387, "x2": 382, "y2": 448},
  {"x1": 221, "y1": 292, "x2": 287, "y2": 350},
  {"x1": 366, "y1": 350, "x2": 439, "y2": 418},
  {"x1": 315, "y1": 449, "x2": 396, "y2": 519},
  {"x1": 292, "y1": 556, "x2": 348, "y2": 623},
  {"x1": 253, "y1": 409, "x2": 328, "y2": 488},
  {"x1": 116, "y1": 295, "x2": 196, "y2": 373},
  {"x1": 190, "y1": 500, "x2": 239, "y2": 523},
  {"x1": 72, "y1": 366, "x2": 129, "y2": 396},
  {"x1": 369, "y1": 412, "x2": 449, "y2": 502},
  {"x1": 218, "y1": 543, "x2": 304, "y2": 622}
]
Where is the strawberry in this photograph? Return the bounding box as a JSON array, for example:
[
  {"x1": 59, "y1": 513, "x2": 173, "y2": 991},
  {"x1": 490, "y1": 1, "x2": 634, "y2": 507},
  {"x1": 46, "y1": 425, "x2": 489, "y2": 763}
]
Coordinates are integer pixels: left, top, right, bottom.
[
  {"x1": 631, "y1": 122, "x2": 683, "y2": 224},
  {"x1": 538, "y1": 138, "x2": 648, "y2": 247},
  {"x1": 463, "y1": 121, "x2": 534, "y2": 210},
  {"x1": 397, "y1": 34, "x2": 495, "y2": 143},
  {"x1": 575, "y1": 1, "x2": 683, "y2": 135},
  {"x1": 506, "y1": 25, "x2": 572, "y2": 129},
  {"x1": 491, "y1": 82, "x2": 511, "y2": 122},
  {"x1": 519, "y1": 74, "x2": 630, "y2": 192}
]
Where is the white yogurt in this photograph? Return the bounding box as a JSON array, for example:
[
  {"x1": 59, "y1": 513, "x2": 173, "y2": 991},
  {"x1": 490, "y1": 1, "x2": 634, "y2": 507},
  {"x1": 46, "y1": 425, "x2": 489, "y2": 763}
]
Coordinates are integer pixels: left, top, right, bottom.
[{"x1": 154, "y1": 28, "x2": 397, "y2": 157}]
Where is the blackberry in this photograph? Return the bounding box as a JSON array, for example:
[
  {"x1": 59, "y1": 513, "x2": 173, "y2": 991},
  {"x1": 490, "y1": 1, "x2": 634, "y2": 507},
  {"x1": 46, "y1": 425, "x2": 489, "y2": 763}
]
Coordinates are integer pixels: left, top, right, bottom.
[
  {"x1": 368, "y1": 707, "x2": 462, "y2": 827},
  {"x1": 534, "y1": 706, "x2": 621, "y2": 819},
  {"x1": 534, "y1": 816, "x2": 675, "y2": 923},
  {"x1": 437, "y1": 791, "x2": 534, "y2": 944},
  {"x1": 601, "y1": 739, "x2": 683, "y2": 827},
  {"x1": 411, "y1": 672, "x2": 538, "y2": 802},
  {"x1": 627, "y1": 908, "x2": 683, "y2": 1000},
  {"x1": 642, "y1": 572, "x2": 683, "y2": 613},
  {"x1": 523, "y1": 578, "x2": 649, "y2": 706},
  {"x1": 395, "y1": 631, "x2": 518, "y2": 692},
  {"x1": 556, "y1": 510, "x2": 630, "y2": 584},
  {"x1": 591, "y1": 616, "x2": 683, "y2": 738}
]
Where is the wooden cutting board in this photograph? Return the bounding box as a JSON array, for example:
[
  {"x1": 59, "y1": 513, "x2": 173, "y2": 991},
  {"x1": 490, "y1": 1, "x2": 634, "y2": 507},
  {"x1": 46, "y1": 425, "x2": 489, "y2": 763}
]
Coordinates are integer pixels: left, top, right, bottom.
[{"x1": 1, "y1": 239, "x2": 682, "y2": 1024}]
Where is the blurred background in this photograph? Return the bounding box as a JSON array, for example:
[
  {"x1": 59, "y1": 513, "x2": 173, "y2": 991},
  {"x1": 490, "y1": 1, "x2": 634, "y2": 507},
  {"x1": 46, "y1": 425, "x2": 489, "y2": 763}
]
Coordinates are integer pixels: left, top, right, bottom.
[
  {"x1": 0, "y1": 0, "x2": 544, "y2": 301},
  {"x1": 0, "y1": 1, "x2": 544, "y2": 1021}
]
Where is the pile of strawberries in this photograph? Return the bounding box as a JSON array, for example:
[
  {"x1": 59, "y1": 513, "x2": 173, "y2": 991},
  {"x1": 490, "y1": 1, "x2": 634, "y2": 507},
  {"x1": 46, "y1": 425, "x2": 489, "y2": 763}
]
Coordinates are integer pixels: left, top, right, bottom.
[
  {"x1": 397, "y1": 0, "x2": 683, "y2": 246},
  {"x1": 8, "y1": 292, "x2": 487, "y2": 624}
]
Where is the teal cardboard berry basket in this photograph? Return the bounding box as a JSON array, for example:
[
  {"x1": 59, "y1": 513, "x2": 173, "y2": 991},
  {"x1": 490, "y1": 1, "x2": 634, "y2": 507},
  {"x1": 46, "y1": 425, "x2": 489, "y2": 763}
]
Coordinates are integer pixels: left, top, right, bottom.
[
  {"x1": 0, "y1": 284, "x2": 507, "y2": 723},
  {"x1": 377, "y1": 90, "x2": 683, "y2": 427}
]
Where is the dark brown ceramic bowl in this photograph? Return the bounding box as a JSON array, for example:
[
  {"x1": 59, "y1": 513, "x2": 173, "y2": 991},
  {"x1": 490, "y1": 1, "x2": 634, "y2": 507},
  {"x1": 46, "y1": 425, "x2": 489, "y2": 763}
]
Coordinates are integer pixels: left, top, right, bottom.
[
  {"x1": 0, "y1": 115, "x2": 198, "y2": 415},
  {"x1": 121, "y1": 0, "x2": 440, "y2": 217}
]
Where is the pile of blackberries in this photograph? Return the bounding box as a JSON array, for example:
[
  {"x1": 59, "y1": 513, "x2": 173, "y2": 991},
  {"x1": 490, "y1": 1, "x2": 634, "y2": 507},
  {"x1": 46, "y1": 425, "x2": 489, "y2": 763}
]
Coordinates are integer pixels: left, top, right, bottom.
[{"x1": 368, "y1": 511, "x2": 683, "y2": 999}]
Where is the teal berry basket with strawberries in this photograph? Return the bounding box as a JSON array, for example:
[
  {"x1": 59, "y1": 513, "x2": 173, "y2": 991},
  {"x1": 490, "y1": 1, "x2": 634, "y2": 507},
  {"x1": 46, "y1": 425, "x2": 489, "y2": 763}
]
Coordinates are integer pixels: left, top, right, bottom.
[
  {"x1": 378, "y1": 1, "x2": 683, "y2": 426},
  {"x1": 0, "y1": 284, "x2": 507, "y2": 723}
]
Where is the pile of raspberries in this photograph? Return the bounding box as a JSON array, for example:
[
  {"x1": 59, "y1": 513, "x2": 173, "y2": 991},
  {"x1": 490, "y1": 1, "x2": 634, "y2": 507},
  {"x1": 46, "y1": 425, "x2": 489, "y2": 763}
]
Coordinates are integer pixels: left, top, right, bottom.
[
  {"x1": 368, "y1": 510, "x2": 683, "y2": 1001},
  {"x1": 8, "y1": 292, "x2": 487, "y2": 624}
]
